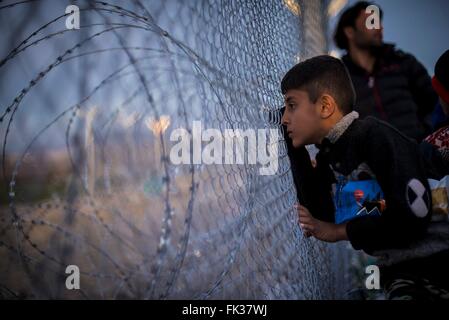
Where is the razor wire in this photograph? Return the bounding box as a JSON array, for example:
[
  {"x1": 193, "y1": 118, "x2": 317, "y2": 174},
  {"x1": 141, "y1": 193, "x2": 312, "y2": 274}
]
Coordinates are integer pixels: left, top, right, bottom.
[{"x1": 0, "y1": 0, "x2": 351, "y2": 299}]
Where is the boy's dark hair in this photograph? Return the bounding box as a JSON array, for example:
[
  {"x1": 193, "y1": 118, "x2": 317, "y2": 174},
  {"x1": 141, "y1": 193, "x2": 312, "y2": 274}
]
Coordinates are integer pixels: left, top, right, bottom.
[
  {"x1": 334, "y1": 1, "x2": 383, "y2": 50},
  {"x1": 281, "y1": 55, "x2": 356, "y2": 115}
]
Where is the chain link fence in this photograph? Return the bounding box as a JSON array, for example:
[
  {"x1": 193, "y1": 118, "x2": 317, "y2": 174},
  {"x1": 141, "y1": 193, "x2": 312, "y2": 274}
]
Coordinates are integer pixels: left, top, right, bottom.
[{"x1": 0, "y1": 0, "x2": 351, "y2": 299}]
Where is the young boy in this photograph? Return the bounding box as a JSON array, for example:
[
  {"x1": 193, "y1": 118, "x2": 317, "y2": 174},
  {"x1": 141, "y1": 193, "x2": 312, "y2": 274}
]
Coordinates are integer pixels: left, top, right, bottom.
[{"x1": 282, "y1": 55, "x2": 449, "y2": 300}]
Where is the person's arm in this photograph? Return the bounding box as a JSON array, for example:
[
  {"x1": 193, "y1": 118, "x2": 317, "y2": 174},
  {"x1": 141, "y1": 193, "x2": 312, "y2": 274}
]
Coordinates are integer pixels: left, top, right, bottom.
[
  {"x1": 345, "y1": 120, "x2": 432, "y2": 253},
  {"x1": 297, "y1": 204, "x2": 347, "y2": 242}
]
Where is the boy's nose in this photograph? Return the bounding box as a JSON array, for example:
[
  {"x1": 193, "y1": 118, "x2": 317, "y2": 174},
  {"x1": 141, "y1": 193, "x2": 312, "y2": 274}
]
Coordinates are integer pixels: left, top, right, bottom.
[{"x1": 281, "y1": 112, "x2": 288, "y2": 125}]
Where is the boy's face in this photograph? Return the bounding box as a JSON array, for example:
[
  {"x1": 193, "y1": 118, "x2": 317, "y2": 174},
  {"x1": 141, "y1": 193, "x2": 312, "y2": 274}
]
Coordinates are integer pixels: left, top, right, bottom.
[{"x1": 282, "y1": 89, "x2": 323, "y2": 147}]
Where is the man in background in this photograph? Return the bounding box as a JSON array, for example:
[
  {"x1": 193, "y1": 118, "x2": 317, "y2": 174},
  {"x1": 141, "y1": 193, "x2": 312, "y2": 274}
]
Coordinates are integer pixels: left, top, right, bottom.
[{"x1": 334, "y1": 1, "x2": 437, "y2": 142}]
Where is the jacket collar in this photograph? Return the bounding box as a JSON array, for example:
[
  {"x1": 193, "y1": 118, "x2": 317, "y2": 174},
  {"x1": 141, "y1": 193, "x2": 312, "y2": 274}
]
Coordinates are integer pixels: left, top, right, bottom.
[{"x1": 325, "y1": 111, "x2": 359, "y2": 144}]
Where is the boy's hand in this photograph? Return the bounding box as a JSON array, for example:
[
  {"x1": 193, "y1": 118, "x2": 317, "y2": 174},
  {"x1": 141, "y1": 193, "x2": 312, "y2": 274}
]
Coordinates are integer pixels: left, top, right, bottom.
[{"x1": 295, "y1": 204, "x2": 348, "y2": 243}]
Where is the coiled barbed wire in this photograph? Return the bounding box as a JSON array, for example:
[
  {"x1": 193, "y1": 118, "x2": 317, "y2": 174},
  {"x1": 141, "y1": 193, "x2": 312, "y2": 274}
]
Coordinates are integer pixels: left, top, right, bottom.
[{"x1": 0, "y1": 0, "x2": 351, "y2": 299}]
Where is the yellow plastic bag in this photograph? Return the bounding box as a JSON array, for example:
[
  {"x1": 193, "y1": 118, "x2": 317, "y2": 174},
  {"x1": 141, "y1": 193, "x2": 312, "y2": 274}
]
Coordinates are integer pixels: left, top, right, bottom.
[{"x1": 428, "y1": 175, "x2": 449, "y2": 220}]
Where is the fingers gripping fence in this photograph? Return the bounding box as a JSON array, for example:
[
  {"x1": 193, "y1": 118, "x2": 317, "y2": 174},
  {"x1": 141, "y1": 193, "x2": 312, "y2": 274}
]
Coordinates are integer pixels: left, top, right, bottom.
[{"x1": 0, "y1": 0, "x2": 351, "y2": 299}]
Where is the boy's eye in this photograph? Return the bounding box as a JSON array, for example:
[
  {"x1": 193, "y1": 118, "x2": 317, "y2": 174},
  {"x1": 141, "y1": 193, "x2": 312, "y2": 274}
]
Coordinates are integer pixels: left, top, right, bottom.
[{"x1": 288, "y1": 103, "x2": 296, "y2": 110}]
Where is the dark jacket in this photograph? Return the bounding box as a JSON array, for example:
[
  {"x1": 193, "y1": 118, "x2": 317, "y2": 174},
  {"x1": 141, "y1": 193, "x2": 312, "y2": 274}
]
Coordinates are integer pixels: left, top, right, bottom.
[
  {"x1": 286, "y1": 111, "x2": 449, "y2": 265},
  {"x1": 432, "y1": 102, "x2": 449, "y2": 131},
  {"x1": 342, "y1": 44, "x2": 437, "y2": 142}
]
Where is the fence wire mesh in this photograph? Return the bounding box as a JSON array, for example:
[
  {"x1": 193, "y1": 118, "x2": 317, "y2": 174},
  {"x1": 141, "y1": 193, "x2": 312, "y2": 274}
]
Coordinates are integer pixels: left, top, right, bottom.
[{"x1": 0, "y1": 0, "x2": 351, "y2": 299}]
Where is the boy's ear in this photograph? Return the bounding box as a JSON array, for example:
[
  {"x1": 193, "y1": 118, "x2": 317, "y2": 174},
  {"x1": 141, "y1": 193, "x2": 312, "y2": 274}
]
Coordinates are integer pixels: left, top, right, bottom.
[{"x1": 318, "y1": 94, "x2": 336, "y2": 119}]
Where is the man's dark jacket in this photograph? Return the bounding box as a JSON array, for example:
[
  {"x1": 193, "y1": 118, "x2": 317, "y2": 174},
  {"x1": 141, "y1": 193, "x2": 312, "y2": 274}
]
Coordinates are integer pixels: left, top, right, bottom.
[{"x1": 342, "y1": 44, "x2": 437, "y2": 142}]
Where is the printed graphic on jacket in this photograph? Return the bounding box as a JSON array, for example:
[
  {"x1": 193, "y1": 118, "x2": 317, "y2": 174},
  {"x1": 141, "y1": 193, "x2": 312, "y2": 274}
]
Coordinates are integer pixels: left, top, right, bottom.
[{"x1": 332, "y1": 163, "x2": 386, "y2": 224}]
